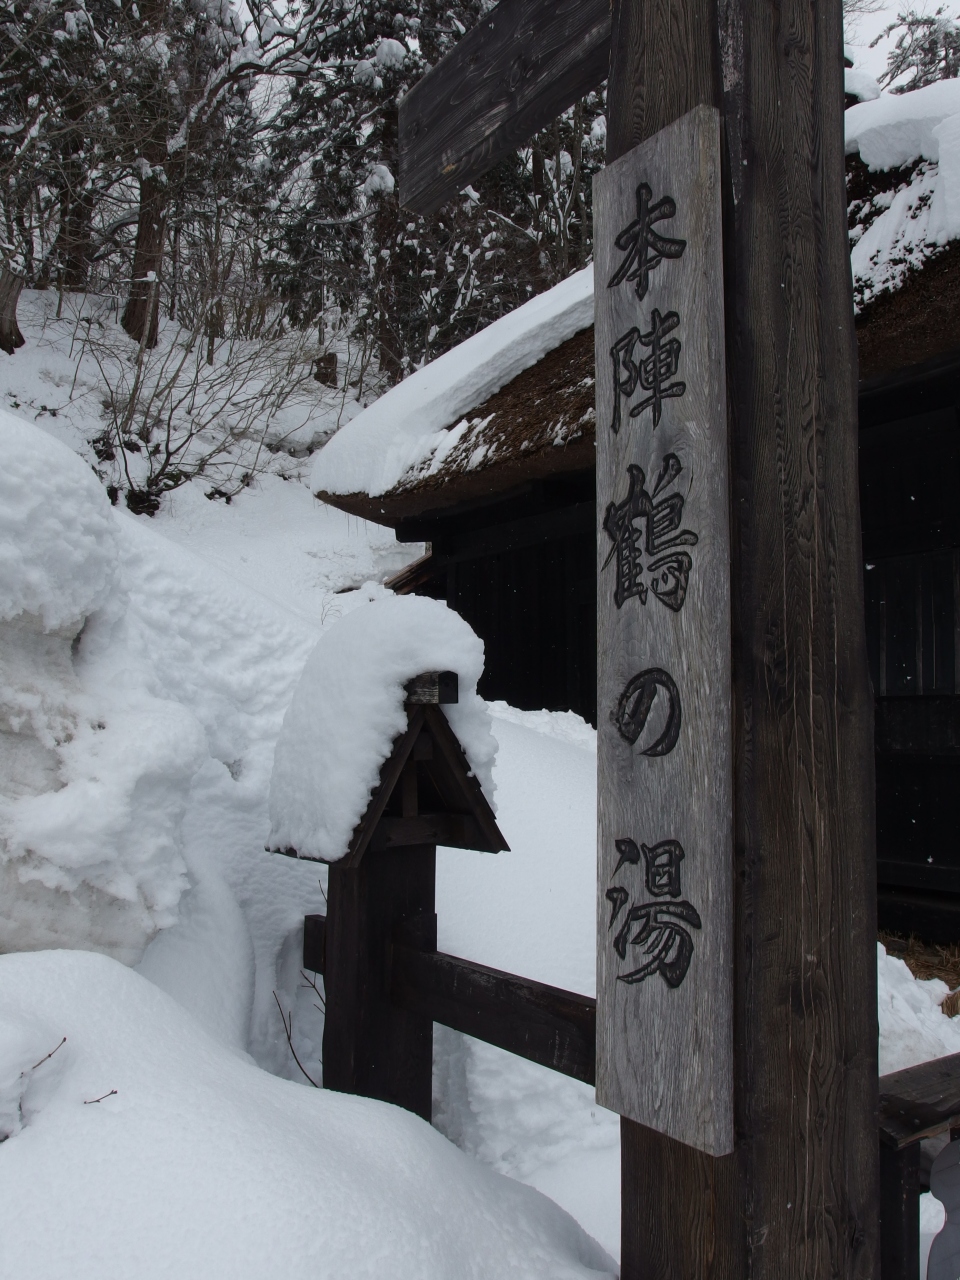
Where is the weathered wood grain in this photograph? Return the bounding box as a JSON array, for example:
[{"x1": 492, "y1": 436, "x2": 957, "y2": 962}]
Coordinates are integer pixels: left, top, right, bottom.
[
  {"x1": 620, "y1": 1119, "x2": 740, "y2": 1279},
  {"x1": 398, "y1": 0, "x2": 609, "y2": 215},
  {"x1": 880, "y1": 1051, "x2": 960, "y2": 1148},
  {"x1": 594, "y1": 106, "x2": 733, "y2": 1156},
  {"x1": 607, "y1": 0, "x2": 878, "y2": 1271},
  {"x1": 322, "y1": 848, "x2": 437, "y2": 1119},
  {"x1": 391, "y1": 944, "x2": 597, "y2": 1084}
]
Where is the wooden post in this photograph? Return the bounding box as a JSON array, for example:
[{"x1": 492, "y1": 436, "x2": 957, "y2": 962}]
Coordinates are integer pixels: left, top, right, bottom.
[
  {"x1": 606, "y1": 0, "x2": 880, "y2": 1275},
  {"x1": 322, "y1": 845, "x2": 437, "y2": 1120}
]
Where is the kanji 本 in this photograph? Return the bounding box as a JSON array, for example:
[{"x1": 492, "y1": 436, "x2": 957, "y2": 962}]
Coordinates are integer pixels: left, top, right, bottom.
[
  {"x1": 609, "y1": 309, "x2": 685, "y2": 433},
  {"x1": 605, "y1": 836, "x2": 701, "y2": 989},
  {"x1": 608, "y1": 182, "x2": 686, "y2": 302},
  {"x1": 601, "y1": 455, "x2": 698, "y2": 611}
]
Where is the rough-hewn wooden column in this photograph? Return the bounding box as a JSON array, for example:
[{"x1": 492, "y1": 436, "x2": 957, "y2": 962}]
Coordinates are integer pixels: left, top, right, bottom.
[{"x1": 607, "y1": 0, "x2": 879, "y2": 1275}]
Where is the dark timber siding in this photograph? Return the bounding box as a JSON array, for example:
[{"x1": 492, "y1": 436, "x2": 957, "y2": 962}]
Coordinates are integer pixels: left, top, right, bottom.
[
  {"x1": 404, "y1": 362, "x2": 960, "y2": 941},
  {"x1": 861, "y1": 361, "x2": 960, "y2": 941}
]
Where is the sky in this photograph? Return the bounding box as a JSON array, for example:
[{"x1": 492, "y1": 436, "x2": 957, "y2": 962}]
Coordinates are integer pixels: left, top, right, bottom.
[{"x1": 845, "y1": 2, "x2": 942, "y2": 82}]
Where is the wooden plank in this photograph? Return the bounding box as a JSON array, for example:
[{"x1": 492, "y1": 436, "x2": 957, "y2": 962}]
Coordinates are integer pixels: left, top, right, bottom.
[
  {"x1": 391, "y1": 943, "x2": 596, "y2": 1085},
  {"x1": 879, "y1": 1051, "x2": 960, "y2": 1149},
  {"x1": 398, "y1": 0, "x2": 610, "y2": 215},
  {"x1": 879, "y1": 1143, "x2": 921, "y2": 1280},
  {"x1": 594, "y1": 106, "x2": 733, "y2": 1155}
]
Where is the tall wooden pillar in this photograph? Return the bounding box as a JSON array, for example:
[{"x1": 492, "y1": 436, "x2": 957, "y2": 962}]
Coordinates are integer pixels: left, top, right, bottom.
[{"x1": 608, "y1": 0, "x2": 879, "y2": 1274}]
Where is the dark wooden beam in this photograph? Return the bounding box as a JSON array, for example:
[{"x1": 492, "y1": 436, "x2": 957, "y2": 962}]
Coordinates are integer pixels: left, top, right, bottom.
[
  {"x1": 322, "y1": 851, "x2": 437, "y2": 1119},
  {"x1": 398, "y1": 0, "x2": 610, "y2": 215},
  {"x1": 369, "y1": 813, "x2": 493, "y2": 852},
  {"x1": 610, "y1": 0, "x2": 878, "y2": 1271},
  {"x1": 391, "y1": 942, "x2": 596, "y2": 1085},
  {"x1": 303, "y1": 912, "x2": 326, "y2": 973},
  {"x1": 879, "y1": 1143, "x2": 920, "y2": 1280},
  {"x1": 879, "y1": 1051, "x2": 960, "y2": 1149}
]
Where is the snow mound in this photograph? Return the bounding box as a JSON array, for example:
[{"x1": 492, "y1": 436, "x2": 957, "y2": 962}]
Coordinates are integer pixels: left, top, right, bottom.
[
  {"x1": 311, "y1": 266, "x2": 594, "y2": 498},
  {"x1": 846, "y1": 68, "x2": 880, "y2": 105},
  {"x1": 878, "y1": 942, "x2": 960, "y2": 1074},
  {"x1": 268, "y1": 595, "x2": 496, "y2": 861},
  {"x1": 0, "y1": 949, "x2": 614, "y2": 1280},
  {"x1": 846, "y1": 79, "x2": 960, "y2": 171},
  {"x1": 0, "y1": 410, "x2": 117, "y2": 630}
]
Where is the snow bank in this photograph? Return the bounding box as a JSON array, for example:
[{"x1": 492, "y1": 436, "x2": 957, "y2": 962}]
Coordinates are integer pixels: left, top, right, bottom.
[
  {"x1": 311, "y1": 266, "x2": 594, "y2": 498},
  {"x1": 0, "y1": 949, "x2": 614, "y2": 1280},
  {"x1": 268, "y1": 595, "x2": 496, "y2": 861},
  {"x1": 0, "y1": 411, "x2": 117, "y2": 630},
  {"x1": 0, "y1": 417, "x2": 207, "y2": 965},
  {"x1": 878, "y1": 942, "x2": 960, "y2": 1074},
  {"x1": 846, "y1": 68, "x2": 880, "y2": 105},
  {"x1": 846, "y1": 78, "x2": 960, "y2": 171}
]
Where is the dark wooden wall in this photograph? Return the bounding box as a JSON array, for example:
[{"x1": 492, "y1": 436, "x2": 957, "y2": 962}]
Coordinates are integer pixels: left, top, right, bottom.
[
  {"x1": 406, "y1": 364, "x2": 960, "y2": 941},
  {"x1": 861, "y1": 359, "x2": 960, "y2": 940}
]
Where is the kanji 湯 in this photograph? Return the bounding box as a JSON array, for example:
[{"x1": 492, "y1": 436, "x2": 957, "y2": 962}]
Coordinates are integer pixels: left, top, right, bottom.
[
  {"x1": 606, "y1": 835, "x2": 701, "y2": 989},
  {"x1": 608, "y1": 182, "x2": 686, "y2": 302},
  {"x1": 609, "y1": 309, "x2": 686, "y2": 433},
  {"x1": 601, "y1": 455, "x2": 698, "y2": 611}
]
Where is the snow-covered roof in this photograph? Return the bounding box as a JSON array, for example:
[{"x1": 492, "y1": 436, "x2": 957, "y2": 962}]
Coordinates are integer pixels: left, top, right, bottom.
[
  {"x1": 311, "y1": 266, "x2": 593, "y2": 507},
  {"x1": 847, "y1": 80, "x2": 960, "y2": 308},
  {"x1": 314, "y1": 87, "x2": 960, "y2": 523}
]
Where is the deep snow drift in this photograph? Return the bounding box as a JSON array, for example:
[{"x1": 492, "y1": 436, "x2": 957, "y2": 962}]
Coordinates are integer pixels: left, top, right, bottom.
[
  {"x1": 0, "y1": 949, "x2": 614, "y2": 1280},
  {"x1": 3, "y1": 298, "x2": 960, "y2": 1274}
]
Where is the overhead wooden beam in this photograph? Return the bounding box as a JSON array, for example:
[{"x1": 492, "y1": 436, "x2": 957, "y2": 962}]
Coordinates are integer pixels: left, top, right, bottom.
[{"x1": 398, "y1": 0, "x2": 610, "y2": 216}]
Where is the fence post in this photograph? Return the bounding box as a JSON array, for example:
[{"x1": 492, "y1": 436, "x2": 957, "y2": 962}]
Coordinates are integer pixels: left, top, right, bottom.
[{"x1": 322, "y1": 845, "x2": 437, "y2": 1120}]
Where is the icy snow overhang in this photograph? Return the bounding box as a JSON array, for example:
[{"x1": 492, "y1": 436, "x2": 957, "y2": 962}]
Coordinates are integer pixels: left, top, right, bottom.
[
  {"x1": 846, "y1": 78, "x2": 960, "y2": 171},
  {"x1": 311, "y1": 266, "x2": 594, "y2": 506}
]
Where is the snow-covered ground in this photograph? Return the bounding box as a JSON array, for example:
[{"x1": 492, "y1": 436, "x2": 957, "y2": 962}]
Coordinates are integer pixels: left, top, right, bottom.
[{"x1": 2, "y1": 285, "x2": 960, "y2": 1276}]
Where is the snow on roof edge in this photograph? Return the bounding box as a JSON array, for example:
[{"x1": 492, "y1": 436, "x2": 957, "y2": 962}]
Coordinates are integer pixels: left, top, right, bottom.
[
  {"x1": 845, "y1": 78, "x2": 960, "y2": 169},
  {"x1": 311, "y1": 265, "x2": 594, "y2": 499}
]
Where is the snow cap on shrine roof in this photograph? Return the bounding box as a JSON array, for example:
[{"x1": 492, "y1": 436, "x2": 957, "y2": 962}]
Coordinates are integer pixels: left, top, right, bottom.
[{"x1": 311, "y1": 266, "x2": 595, "y2": 522}]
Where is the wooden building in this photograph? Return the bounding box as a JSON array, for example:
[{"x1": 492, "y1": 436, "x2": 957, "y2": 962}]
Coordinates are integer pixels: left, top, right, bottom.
[{"x1": 316, "y1": 92, "x2": 960, "y2": 941}]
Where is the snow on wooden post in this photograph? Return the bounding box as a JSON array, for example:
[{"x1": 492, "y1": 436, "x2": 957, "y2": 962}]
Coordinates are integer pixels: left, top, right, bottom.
[
  {"x1": 316, "y1": 671, "x2": 507, "y2": 1119},
  {"x1": 593, "y1": 106, "x2": 733, "y2": 1155}
]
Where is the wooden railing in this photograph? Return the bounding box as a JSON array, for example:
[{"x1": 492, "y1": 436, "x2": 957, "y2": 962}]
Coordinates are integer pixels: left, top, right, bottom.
[{"x1": 306, "y1": 913, "x2": 959, "y2": 1279}]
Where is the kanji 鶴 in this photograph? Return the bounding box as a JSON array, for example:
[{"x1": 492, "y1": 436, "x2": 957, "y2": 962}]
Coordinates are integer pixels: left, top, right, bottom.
[{"x1": 601, "y1": 454, "x2": 698, "y2": 611}]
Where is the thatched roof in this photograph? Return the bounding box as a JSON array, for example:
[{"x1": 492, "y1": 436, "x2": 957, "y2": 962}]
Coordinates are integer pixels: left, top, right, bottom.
[
  {"x1": 318, "y1": 81, "x2": 960, "y2": 529},
  {"x1": 315, "y1": 324, "x2": 595, "y2": 525}
]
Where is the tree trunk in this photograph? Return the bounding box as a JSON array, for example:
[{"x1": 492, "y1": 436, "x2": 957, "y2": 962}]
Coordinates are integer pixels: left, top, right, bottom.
[
  {"x1": 122, "y1": 169, "x2": 167, "y2": 347},
  {"x1": 0, "y1": 265, "x2": 26, "y2": 355}
]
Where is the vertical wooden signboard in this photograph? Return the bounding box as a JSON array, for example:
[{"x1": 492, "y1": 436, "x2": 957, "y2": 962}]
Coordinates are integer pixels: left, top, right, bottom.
[{"x1": 595, "y1": 104, "x2": 733, "y2": 1155}]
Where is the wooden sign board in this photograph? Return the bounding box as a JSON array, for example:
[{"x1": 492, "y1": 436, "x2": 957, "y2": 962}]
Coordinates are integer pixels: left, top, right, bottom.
[{"x1": 594, "y1": 105, "x2": 733, "y2": 1156}]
